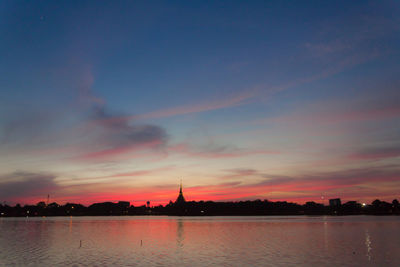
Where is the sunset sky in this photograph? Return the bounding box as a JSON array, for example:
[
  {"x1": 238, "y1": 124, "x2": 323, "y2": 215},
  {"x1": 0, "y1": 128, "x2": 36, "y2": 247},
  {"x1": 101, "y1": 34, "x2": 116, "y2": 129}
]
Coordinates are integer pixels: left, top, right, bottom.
[{"x1": 1, "y1": 1, "x2": 400, "y2": 206}]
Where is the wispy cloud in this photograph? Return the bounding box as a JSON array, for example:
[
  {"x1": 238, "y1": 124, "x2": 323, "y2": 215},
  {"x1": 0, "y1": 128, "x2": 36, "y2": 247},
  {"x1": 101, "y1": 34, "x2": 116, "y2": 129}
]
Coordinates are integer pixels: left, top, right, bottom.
[
  {"x1": 222, "y1": 168, "x2": 259, "y2": 177},
  {"x1": 135, "y1": 90, "x2": 257, "y2": 120},
  {"x1": 168, "y1": 143, "x2": 279, "y2": 159},
  {"x1": 67, "y1": 166, "x2": 175, "y2": 184},
  {"x1": 233, "y1": 165, "x2": 400, "y2": 195},
  {"x1": 108, "y1": 166, "x2": 173, "y2": 178},
  {"x1": 190, "y1": 165, "x2": 400, "y2": 202},
  {"x1": 263, "y1": 92, "x2": 400, "y2": 126},
  {"x1": 349, "y1": 146, "x2": 400, "y2": 160},
  {"x1": 94, "y1": 89, "x2": 257, "y2": 125},
  {"x1": 76, "y1": 65, "x2": 105, "y2": 106}
]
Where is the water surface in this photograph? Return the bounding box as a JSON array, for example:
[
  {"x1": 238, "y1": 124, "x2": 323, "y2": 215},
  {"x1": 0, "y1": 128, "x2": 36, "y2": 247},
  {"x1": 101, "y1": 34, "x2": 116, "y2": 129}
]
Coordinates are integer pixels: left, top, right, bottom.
[{"x1": 0, "y1": 216, "x2": 399, "y2": 266}]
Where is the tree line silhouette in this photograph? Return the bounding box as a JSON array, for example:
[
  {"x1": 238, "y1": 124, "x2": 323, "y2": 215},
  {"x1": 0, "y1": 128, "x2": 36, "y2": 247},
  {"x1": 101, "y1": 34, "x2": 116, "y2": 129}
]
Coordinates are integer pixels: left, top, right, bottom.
[{"x1": 0, "y1": 198, "x2": 399, "y2": 217}]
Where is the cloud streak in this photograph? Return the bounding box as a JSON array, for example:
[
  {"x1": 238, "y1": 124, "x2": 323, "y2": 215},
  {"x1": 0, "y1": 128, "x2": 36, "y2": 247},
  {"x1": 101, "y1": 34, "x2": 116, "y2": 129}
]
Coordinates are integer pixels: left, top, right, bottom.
[
  {"x1": 265, "y1": 92, "x2": 400, "y2": 127},
  {"x1": 349, "y1": 146, "x2": 400, "y2": 160},
  {"x1": 134, "y1": 90, "x2": 256, "y2": 120},
  {"x1": 94, "y1": 90, "x2": 257, "y2": 125},
  {"x1": 168, "y1": 143, "x2": 279, "y2": 159}
]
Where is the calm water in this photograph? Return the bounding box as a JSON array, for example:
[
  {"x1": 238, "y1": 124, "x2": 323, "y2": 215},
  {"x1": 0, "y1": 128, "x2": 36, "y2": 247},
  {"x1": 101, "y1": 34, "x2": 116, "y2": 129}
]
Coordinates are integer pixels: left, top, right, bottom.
[{"x1": 0, "y1": 216, "x2": 399, "y2": 266}]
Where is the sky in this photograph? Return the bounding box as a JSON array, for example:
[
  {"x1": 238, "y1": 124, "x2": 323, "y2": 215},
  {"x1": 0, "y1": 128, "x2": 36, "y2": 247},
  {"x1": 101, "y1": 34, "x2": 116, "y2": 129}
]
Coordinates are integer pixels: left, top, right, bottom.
[{"x1": 1, "y1": 1, "x2": 400, "y2": 206}]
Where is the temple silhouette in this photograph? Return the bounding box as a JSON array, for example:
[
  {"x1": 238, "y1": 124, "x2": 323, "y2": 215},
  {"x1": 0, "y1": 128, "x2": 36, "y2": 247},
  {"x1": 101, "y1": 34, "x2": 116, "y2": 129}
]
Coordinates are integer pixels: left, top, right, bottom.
[
  {"x1": 171, "y1": 180, "x2": 187, "y2": 215},
  {"x1": 175, "y1": 180, "x2": 186, "y2": 205}
]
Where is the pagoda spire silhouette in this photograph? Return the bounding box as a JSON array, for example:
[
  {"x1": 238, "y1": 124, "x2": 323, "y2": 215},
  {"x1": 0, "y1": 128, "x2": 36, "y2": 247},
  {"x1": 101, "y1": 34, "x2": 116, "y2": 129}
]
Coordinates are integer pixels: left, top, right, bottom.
[{"x1": 175, "y1": 179, "x2": 186, "y2": 204}]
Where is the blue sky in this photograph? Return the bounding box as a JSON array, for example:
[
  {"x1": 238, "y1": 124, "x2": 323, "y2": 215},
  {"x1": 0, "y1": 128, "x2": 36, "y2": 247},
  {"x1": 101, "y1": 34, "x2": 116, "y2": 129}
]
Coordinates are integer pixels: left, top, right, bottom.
[{"x1": 1, "y1": 1, "x2": 400, "y2": 205}]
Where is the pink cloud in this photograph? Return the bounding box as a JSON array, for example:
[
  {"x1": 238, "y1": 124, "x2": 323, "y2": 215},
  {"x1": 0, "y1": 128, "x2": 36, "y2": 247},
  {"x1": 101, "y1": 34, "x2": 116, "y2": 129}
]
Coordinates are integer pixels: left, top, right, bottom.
[
  {"x1": 135, "y1": 90, "x2": 256, "y2": 120},
  {"x1": 79, "y1": 140, "x2": 163, "y2": 160},
  {"x1": 348, "y1": 147, "x2": 400, "y2": 160}
]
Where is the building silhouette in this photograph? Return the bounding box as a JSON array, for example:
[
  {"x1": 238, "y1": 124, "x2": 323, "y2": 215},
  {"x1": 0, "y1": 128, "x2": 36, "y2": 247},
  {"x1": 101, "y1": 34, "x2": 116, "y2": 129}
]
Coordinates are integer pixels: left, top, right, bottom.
[
  {"x1": 329, "y1": 198, "x2": 341, "y2": 207},
  {"x1": 1, "y1": 197, "x2": 399, "y2": 216}
]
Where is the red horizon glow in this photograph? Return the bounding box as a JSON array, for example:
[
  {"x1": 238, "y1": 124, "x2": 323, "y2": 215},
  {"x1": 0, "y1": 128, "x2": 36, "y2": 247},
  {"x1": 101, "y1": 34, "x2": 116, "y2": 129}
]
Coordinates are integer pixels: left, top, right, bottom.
[{"x1": 8, "y1": 185, "x2": 399, "y2": 207}]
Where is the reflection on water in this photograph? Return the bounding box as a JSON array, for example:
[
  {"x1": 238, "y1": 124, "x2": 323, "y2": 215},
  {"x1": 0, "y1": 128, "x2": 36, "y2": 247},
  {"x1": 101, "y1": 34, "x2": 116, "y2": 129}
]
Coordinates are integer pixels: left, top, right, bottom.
[
  {"x1": 365, "y1": 229, "x2": 372, "y2": 261},
  {"x1": 0, "y1": 216, "x2": 399, "y2": 266},
  {"x1": 176, "y1": 219, "x2": 184, "y2": 249},
  {"x1": 323, "y1": 220, "x2": 328, "y2": 250}
]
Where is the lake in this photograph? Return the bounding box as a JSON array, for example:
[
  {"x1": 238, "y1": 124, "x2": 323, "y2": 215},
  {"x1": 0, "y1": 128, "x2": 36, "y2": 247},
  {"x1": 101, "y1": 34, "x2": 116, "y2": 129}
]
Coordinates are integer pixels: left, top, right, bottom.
[{"x1": 0, "y1": 216, "x2": 399, "y2": 266}]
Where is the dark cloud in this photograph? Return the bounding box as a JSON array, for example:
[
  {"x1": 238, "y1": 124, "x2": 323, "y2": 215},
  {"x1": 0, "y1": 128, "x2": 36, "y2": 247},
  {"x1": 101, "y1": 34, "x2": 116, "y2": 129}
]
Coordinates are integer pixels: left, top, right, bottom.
[
  {"x1": 0, "y1": 172, "x2": 60, "y2": 200},
  {"x1": 74, "y1": 69, "x2": 168, "y2": 156},
  {"x1": 0, "y1": 101, "x2": 168, "y2": 161},
  {"x1": 78, "y1": 106, "x2": 168, "y2": 160}
]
